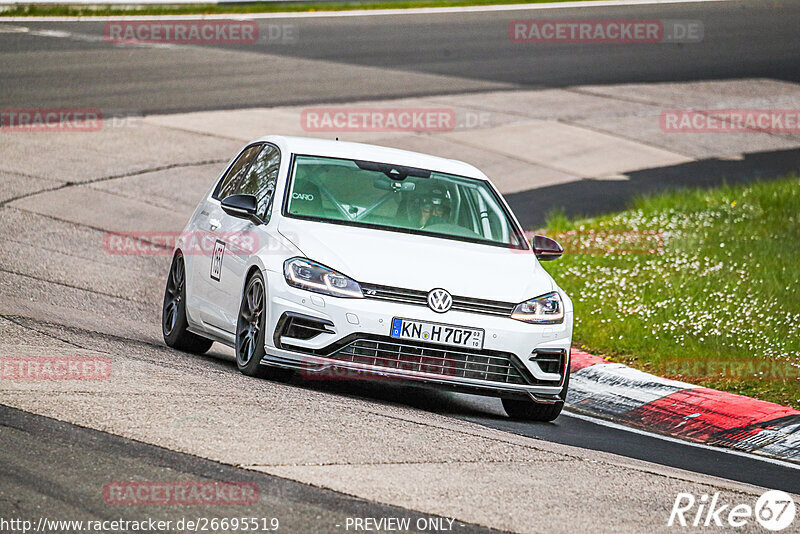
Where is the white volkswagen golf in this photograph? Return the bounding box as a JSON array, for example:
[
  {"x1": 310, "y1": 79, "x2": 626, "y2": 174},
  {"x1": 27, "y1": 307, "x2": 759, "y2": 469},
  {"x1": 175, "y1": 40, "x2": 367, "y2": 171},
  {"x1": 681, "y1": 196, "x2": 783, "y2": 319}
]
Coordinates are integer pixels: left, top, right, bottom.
[{"x1": 162, "y1": 135, "x2": 573, "y2": 421}]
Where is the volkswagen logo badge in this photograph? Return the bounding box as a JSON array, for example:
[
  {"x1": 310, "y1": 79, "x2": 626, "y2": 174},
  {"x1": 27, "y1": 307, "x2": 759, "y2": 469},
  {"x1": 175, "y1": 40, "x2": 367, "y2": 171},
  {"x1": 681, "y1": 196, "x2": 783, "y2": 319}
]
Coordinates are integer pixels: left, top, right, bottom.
[{"x1": 427, "y1": 288, "x2": 453, "y2": 313}]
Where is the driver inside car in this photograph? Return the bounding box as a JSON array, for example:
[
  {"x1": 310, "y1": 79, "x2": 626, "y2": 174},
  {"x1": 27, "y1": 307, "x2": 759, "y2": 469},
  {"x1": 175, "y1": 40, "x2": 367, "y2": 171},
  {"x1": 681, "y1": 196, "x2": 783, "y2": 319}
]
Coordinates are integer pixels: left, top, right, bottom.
[{"x1": 416, "y1": 188, "x2": 452, "y2": 229}]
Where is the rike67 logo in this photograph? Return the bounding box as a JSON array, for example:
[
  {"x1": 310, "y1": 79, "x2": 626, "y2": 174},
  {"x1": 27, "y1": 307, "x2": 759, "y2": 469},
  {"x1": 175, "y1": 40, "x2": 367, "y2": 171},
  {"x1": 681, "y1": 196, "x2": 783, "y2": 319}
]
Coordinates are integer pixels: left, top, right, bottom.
[{"x1": 668, "y1": 490, "x2": 796, "y2": 531}]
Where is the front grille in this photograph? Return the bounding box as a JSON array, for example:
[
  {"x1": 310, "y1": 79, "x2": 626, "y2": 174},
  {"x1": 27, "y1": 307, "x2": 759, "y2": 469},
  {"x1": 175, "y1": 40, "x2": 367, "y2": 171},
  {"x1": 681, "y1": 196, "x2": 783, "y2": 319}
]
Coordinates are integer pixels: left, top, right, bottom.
[
  {"x1": 327, "y1": 338, "x2": 531, "y2": 385},
  {"x1": 360, "y1": 283, "x2": 516, "y2": 317}
]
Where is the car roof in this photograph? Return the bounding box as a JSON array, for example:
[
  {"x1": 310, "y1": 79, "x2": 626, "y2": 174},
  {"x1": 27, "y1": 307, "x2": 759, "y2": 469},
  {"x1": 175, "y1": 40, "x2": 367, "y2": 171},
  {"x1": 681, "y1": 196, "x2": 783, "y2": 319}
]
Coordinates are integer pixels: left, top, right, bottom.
[{"x1": 255, "y1": 135, "x2": 488, "y2": 180}]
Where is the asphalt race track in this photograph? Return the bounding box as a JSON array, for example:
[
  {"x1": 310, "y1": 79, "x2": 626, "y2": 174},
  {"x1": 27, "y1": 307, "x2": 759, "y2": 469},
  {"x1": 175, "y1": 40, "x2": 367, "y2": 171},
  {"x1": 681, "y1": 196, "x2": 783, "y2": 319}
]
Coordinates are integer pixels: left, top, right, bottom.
[
  {"x1": 0, "y1": 405, "x2": 494, "y2": 533},
  {"x1": 1, "y1": 1, "x2": 800, "y2": 532},
  {"x1": 0, "y1": 1, "x2": 799, "y2": 113}
]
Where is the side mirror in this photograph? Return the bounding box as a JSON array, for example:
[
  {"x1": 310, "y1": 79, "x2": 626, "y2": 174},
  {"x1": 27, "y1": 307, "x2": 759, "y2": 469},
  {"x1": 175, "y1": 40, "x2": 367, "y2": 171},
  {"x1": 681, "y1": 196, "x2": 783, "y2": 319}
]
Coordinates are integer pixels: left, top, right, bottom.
[
  {"x1": 532, "y1": 234, "x2": 563, "y2": 261},
  {"x1": 220, "y1": 194, "x2": 263, "y2": 224}
]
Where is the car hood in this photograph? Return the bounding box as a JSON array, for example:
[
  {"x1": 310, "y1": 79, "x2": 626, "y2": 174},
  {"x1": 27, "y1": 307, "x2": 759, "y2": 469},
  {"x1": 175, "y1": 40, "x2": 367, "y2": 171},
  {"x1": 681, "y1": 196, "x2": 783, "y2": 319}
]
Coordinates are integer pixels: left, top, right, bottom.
[{"x1": 277, "y1": 218, "x2": 554, "y2": 303}]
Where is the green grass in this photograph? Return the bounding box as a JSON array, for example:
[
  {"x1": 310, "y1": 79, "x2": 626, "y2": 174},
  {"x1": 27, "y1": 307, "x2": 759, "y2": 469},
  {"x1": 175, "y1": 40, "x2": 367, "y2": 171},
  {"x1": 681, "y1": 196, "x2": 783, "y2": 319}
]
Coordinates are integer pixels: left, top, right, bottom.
[
  {"x1": 539, "y1": 176, "x2": 800, "y2": 409},
  {"x1": 1, "y1": 0, "x2": 592, "y2": 18}
]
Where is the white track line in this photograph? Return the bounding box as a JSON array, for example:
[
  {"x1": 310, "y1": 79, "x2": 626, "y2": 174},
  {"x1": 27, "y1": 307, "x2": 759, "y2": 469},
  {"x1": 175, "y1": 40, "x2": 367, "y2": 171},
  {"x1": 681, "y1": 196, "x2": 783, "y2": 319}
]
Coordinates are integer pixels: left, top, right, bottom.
[
  {"x1": 563, "y1": 409, "x2": 800, "y2": 471},
  {"x1": 0, "y1": 0, "x2": 732, "y2": 22}
]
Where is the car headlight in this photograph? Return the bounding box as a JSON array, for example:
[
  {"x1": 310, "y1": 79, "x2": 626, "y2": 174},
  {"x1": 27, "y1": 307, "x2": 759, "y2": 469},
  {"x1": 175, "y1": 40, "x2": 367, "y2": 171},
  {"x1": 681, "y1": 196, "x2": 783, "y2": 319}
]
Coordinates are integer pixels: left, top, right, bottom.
[
  {"x1": 283, "y1": 257, "x2": 364, "y2": 299},
  {"x1": 511, "y1": 292, "x2": 564, "y2": 324}
]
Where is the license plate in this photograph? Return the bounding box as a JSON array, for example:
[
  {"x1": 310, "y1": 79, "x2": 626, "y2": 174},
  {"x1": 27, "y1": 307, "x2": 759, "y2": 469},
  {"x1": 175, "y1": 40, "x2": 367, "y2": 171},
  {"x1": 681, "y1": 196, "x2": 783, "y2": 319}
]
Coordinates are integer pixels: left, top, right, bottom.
[{"x1": 390, "y1": 318, "x2": 484, "y2": 349}]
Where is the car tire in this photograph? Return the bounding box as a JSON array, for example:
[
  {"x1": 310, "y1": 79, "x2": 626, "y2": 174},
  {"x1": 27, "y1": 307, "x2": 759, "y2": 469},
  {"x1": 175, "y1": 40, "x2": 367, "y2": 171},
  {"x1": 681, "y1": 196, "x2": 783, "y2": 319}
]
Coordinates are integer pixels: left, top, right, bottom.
[
  {"x1": 235, "y1": 271, "x2": 292, "y2": 380},
  {"x1": 502, "y1": 369, "x2": 570, "y2": 422},
  {"x1": 162, "y1": 252, "x2": 214, "y2": 354}
]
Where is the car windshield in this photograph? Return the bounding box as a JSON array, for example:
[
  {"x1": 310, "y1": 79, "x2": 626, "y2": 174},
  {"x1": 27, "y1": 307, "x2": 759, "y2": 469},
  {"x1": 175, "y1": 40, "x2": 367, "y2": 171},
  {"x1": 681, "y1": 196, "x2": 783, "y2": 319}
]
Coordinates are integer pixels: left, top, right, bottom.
[{"x1": 284, "y1": 155, "x2": 527, "y2": 249}]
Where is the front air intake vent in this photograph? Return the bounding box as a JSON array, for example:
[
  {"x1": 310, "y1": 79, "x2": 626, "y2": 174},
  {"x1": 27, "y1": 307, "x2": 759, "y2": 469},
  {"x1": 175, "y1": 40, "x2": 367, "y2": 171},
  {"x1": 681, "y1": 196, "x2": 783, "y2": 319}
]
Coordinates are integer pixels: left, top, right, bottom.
[
  {"x1": 530, "y1": 348, "x2": 566, "y2": 377},
  {"x1": 274, "y1": 312, "x2": 334, "y2": 348}
]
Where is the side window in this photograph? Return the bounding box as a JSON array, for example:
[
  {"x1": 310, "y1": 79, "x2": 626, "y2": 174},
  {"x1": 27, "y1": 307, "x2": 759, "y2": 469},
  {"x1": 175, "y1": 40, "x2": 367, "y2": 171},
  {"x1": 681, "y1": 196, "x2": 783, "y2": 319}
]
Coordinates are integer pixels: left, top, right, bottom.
[
  {"x1": 237, "y1": 144, "x2": 281, "y2": 222},
  {"x1": 214, "y1": 144, "x2": 262, "y2": 200}
]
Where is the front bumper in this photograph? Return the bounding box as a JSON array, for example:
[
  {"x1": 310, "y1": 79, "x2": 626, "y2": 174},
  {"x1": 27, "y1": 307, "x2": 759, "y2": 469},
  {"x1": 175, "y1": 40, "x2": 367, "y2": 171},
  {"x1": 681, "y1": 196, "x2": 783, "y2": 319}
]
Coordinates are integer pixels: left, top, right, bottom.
[{"x1": 262, "y1": 271, "x2": 573, "y2": 400}]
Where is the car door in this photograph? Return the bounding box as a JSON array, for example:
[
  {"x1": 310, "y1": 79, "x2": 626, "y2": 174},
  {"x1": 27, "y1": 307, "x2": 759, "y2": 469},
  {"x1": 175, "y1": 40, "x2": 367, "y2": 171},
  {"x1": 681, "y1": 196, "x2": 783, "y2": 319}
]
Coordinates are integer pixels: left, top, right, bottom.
[
  {"x1": 201, "y1": 143, "x2": 284, "y2": 334},
  {"x1": 190, "y1": 144, "x2": 263, "y2": 332},
  {"x1": 215, "y1": 143, "x2": 283, "y2": 329}
]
